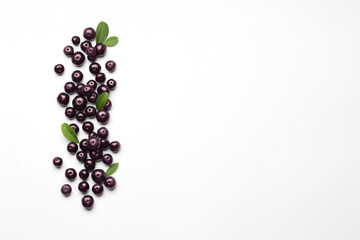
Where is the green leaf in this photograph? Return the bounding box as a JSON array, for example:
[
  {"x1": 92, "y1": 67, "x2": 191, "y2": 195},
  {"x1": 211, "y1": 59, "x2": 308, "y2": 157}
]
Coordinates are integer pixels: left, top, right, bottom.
[
  {"x1": 104, "y1": 36, "x2": 118, "y2": 47},
  {"x1": 61, "y1": 123, "x2": 79, "y2": 143},
  {"x1": 96, "y1": 21, "x2": 109, "y2": 44},
  {"x1": 106, "y1": 163, "x2": 119, "y2": 176},
  {"x1": 96, "y1": 92, "x2": 109, "y2": 110}
]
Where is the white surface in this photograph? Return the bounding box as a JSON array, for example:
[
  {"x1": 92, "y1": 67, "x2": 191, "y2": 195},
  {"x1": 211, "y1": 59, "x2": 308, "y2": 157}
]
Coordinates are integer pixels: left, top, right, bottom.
[{"x1": 0, "y1": 0, "x2": 360, "y2": 239}]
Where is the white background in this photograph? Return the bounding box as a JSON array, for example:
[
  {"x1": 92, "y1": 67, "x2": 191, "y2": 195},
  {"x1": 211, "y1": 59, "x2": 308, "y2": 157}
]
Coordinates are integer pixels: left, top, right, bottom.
[{"x1": 0, "y1": 0, "x2": 360, "y2": 239}]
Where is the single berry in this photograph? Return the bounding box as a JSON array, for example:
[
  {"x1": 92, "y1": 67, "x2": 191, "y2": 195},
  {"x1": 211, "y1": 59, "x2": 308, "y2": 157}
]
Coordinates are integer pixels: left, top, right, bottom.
[
  {"x1": 80, "y1": 40, "x2": 92, "y2": 52},
  {"x1": 89, "y1": 62, "x2": 101, "y2": 74},
  {"x1": 100, "y1": 139, "x2": 110, "y2": 150},
  {"x1": 89, "y1": 132, "x2": 97, "y2": 138},
  {"x1": 87, "y1": 92, "x2": 98, "y2": 103},
  {"x1": 64, "y1": 82, "x2": 76, "y2": 94},
  {"x1": 65, "y1": 168, "x2": 77, "y2": 180},
  {"x1": 88, "y1": 137, "x2": 101, "y2": 151},
  {"x1": 79, "y1": 169, "x2": 89, "y2": 180},
  {"x1": 57, "y1": 92, "x2": 69, "y2": 106},
  {"x1": 84, "y1": 159, "x2": 95, "y2": 171},
  {"x1": 67, "y1": 142, "x2": 78, "y2": 154},
  {"x1": 76, "y1": 151, "x2": 87, "y2": 162},
  {"x1": 81, "y1": 195, "x2": 94, "y2": 209},
  {"x1": 72, "y1": 96, "x2": 87, "y2": 111},
  {"x1": 85, "y1": 106, "x2": 96, "y2": 118},
  {"x1": 96, "y1": 110, "x2": 110, "y2": 124},
  {"x1": 76, "y1": 112, "x2": 86, "y2": 122},
  {"x1": 95, "y1": 43, "x2": 106, "y2": 56},
  {"x1": 53, "y1": 157, "x2": 63, "y2": 167},
  {"x1": 91, "y1": 169, "x2": 106, "y2": 183},
  {"x1": 97, "y1": 84, "x2": 110, "y2": 95},
  {"x1": 72, "y1": 36, "x2": 80, "y2": 45},
  {"x1": 80, "y1": 139, "x2": 89, "y2": 152},
  {"x1": 63, "y1": 45, "x2": 74, "y2": 56},
  {"x1": 104, "y1": 176, "x2": 116, "y2": 190},
  {"x1": 106, "y1": 79, "x2": 117, "y2": 90},
  {"x1": 54, "y1": 64, "x2": 64, "y2": 75},
  {"x1": 76, "y1": 83, "x2": 85, "y2": 95},
  {"x1": 105, "y1": 60, "x2": 116, "y2": 72},
  {"x1": 78, "y1": 181, "x2": 90, "y2": 193},
  {"x1": 82, "y1": 121, "x2": 94, "y2": 133},
  {"x1": 92, "y1": 184, "x2": 104, "y2": 196},
  {"x1": 61, "y1": 184, "x2": 72, "y2": 196},
  {"x1": 89, "y1": 149, "x2": 103, "y2": 161},
  {"x1": 87, "y1": 80, "x2": 97, "y2": 90},
  {"x1": 110, "y1": 141, "x2": 121, "y2": 152},
  {"x1": 104, "y1": 100, "x2": 112, "y2": 111},
  {"x1": 87, "y1": 55, "x2": 97, "y2": 62},
  {"x1": 82, "y1": 85, "x2": 94, "y2": 97},
  {"x1": 83, "y1": 27, "x2": 96, "y2": 40},
  {"x1": 70, "y1": 123, "x2": 79, "y2": 133},
  {"x1": 102, "y1": 154, "x2": 113, "y2": 165},
  {"x1": 86, "y1": 46, "x2": 97, "y2": 57},
  {"x1": 65, "y1": 107, "x2": 76, "y2": 119},
  {"x1": 97, "y1": 127, "x2": 109, "y2": 139},
  {"x1": 95, "y1": 73, "x2": 106, "y2": 83},
  {"x1": 72, "y1": 51, "x2": 85, "y2": 66},
  {"x1": 71, "y1": 70, "x2": 83, "y2": 83}
]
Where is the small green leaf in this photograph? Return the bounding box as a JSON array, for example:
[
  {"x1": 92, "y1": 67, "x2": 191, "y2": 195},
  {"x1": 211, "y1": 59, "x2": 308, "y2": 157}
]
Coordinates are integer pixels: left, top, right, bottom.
[
  {"x1": 106, "y1": 163, "x2": 119, "y2": 176},
  {"x1": 96, "y1": 92, "x2": 109, "y2": 110},
  {"x1": 104, "y1": 36, "x2": 118, "y2": 47},
  {"x1": 61, "y1": 123, "x2": 79, "y2": 143},
  {"x1": 96, "y1": 21, "x2": 109, "y2": 44}
]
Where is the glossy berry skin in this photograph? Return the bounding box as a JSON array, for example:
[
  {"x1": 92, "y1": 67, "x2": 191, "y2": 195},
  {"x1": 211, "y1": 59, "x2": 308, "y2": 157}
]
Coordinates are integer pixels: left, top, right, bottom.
[
  {"x1": 86, "y1": 46, "x2": 96, "y2": 57},
  {"x1": 104, "y1": 100, "x2": 112, "y2": 111},
  {"x1": 87, "y1": 80, "x2": 97, "y2": 90},
  {"x1": 72, "y1": 96, "x2": 87, "y2": 111},
  {"x1": 72, "y1": 52, "x2": 85, "y2": 66},
  {"x1": 96, "y1": 110, "x2": 110, "y2": 124},
  {"x1": 100, "y1": 139, "x2": 110, "y2": 150},
  {"x1": 84, "y1": 159, "x2": 95, "y2": 171},
  {"x1": 83, "y1": 27, "x2": 96, "y2": 40},
  {"x1": 67, "y1": 142, "x2": 78, "y2": 154},
  {"x1": 82, "y1": 195, "x2": 94, "y2": 209},
  {"x1": 89, "y1": 62, "x2": 101, "y2": 74},
  {"x1": 64, "y1": 82, "x2": 76, "y2": 94},
  {"x1": 89, "y1": 149, "x2": 103, "y2": 161},
  {"x1": 97, "y1": 84, "x2": 110, "y2": 95},
  {"x1": 72, "y1": 36, "x2": 80, "y2": 45},
  {"x1": 76, "y1": 112, "x2": 86, "y2": 122},
  {"x1": 110, "y1": 141, "x2": 121, "y2": 152},
  {"x1": 70, "y1": 123, "x2": 79, "y2": 133},
  {"x1": 95, "y1": 43, "x2": 106, "y2": 56},
  {"x1": 97, "y1": 127, "x2": 109, "y2": 139},
  {"x1": 54, "y1": 64, "x2": 64, "y2": 75},
  {"x1": 65, "y1": 107, "x2": 76, "y2": 119},
  {"x1": 89, "y1": 132, "x2": 97, "y2": 138},
  {"x1": 92, "y1": 184, "x2": 104, "y2": 196},
  {"x1": 95, "y1": 73, "x2": 106, "y2": 83},
  {"x1": 65, "y1": 168, "x2": 77, "y2": 180},
  {"x1": 87, "y1": 55, "x2": 97, "y2": 62},
  {"x1": 63, "y1": 45, "x2": 74, "y2": 56},
  {"x1": 57, "y1": 92, "x2": 69, "y2": 106},
  {"x1": 72, "y1": 70, "x2": 83, "y2": 83},
  {"x1": 104, "y1": 177, "x2": 116, "y2": 190},
  {"x1": 87, "y1": 92, "x2": 98, "y2": 103},
  {"x1": 78, "y1": 181, "x2": 90, "y2": 193},
  {"x1": 88, "y1": 137, "x2": 100, "y2": 151},
  {"x1": 76, "y1": 83, "x2": 85, "y2": 95},
  {"x1": 102, "y1": 154, "x2": 113, "y2": 165},
  {"x1": 76, "y1": 151, "x2": 87, "y2": 162},
  {"x1": 85, "y1": 106, "x2": 96, "y2": 118},
  {"x1": 53, "y1": 157, "x2": 63, "y2": 167},
  {"x1": 91, "y1": 169, "x2": 106, "y2": 183},
  {"x1": 105, "y1": 60, "x2": 116, "y2": 72},
  {"x1": 106, "y1": 79, "x2": 117, "y2": 90},
  {"x1": 80, "y1": 139, "x2": 89, "y2": 152},
  {"x1": 79, "y1": 169, "x2": 89, "y2": 180},
  {"x1": 82, "y1": 85, "x2": 94, "y2": 97},
  {"x1": 80, "y1": 40, "x2": 92, "y2": 52},
  {"x1": 61, "y1": 184, "x2": 72, "y2": 196},
  {"x1": 82, "y1": 121, "x2": 94, "y2": 133}
]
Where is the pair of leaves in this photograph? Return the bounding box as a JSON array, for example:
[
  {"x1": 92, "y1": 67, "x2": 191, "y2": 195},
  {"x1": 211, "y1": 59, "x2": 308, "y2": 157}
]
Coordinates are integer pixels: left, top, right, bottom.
[
  {"x1": 106, "y1": 163, "x2": 119, "y2": 176},
  {"x1": 96, "y1": 21, "x2": 118, "y2": 47},
  {"x1": 61, "y1": 123, "x2": 79, "y2": 143},
  {"x1": 96, "y1": 92, "x2": 109, "y2": 110}
]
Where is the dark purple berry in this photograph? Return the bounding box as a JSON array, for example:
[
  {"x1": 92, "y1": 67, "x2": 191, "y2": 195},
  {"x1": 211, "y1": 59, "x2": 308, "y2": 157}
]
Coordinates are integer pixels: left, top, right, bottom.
[
  {"x1": 82, "y1": 195, "x2": 94, "y2": 209},
  {"x1": 79, "y1": 169, "x2": 89, "y2": 180},
  {"x1": 87, "y1": 80, "x2": 97, "y2": 90},
  {"x1": 72, "y1": 36, "x2": 80, "y2": 45},
  {"x1": 92, "y1": 184, "x2": 104, "y2": 196},
  {"x1": 57, "y1": 92, "x2": 69, "y2": 106},
  {"x1": 76, "y1": 83, "x2": 85, "y2": 95},
  {"x1": 85, "y1": 106, "x2": 96, "y2": 118},
  {"x1": 71, "y1": 70, "x2": 83, "y2": 82},
  {"x1": 91, "y1": 169, "x2": 106, "y2": 183},
  {"x1": 95, "y1": 73, "x2": 106, "y2": 83},
  {"x1": 104, "y1": 100, "x2": 112, "y2": 111},
  {"x1": 76, "y1": 112, "x2": 86, "y2": 122},
  {"x1": 104, "y1": 176, "x2": 116, "y2": 190},
  {"x1": 105, "y1": 60, "x2": 116, "y2": 72},
  {"x1": 100, "y1": 139, "x2": 110, "y2": 150},
  {"x1": 95, "y1": 43, "x2": 106, "y2": 56},
  {"x1": 82, "y1": 85, "x2": 94, "y2": 97},
  {"x1": 87, "y1": 92, "x2": 98, "y2": 103},
  {"x1": 97, "y1": 84, "x2": 110, "y2": 95},
  {"x1": 89, "y1": 62, "x2": 101, "y2": 74},
  {"x1": 106, "y1": 79, "x2": 117, "y2": 90},
  {"x1": 102, "y1": 154, "x2": 113, "y2": 165},
  {"x1": 70, "y1": 123, "x2": 79, "y2": 133},
  {"x1": 89, "y1": 132, "x2": 97, "y2": 138},
  {"x1": 86, "y1": 46, "x2": 96, "y2": 57},
  {"x1": 65, "y1": 168, "x2": 77, "y2": 180},
  {"x1": 72, "y1": 51, "x2": 85, "y2": 66},
  {"x1": 89, "y1": 149, "x2": 103, "y2": 161},
  {"x1": 61, "y1": 184, "x2": 72, "y2": 196},
  {"x1": 83, "y1": 27, "x2": 96, "y2": 40},
  {"x1": 97, "y1": 127, "x2": 109, "y2": 139},
  {"x1": 76, "y1": 151, "x2": 87, "y2": 162},
  {"x1": 110, "y1": 141, "x2": 121, "y2": 152},
  {"x1": 96, "y1": 110, "x2": 110, "y2": 124},
  {"x1": 54, "y1": 64, "x2": 64, "y2": 75},
  {"x1": 78, "y1": 181, "x2": 89, "y2": 193},
  {"x1": 88, "y1": 137, "x2": 101, "y2": 151},
  {"x1": 87, "y1": 55, "x2": 97, "y2": 62},
  {"x1": 80, "y1": 40, "x2": 92, "y2": 52},
  {"x1": 64, "y1": 82, "x2": 76, "y2": 94},
  {"x1": 67, "y1": 142, "x2": 78, "y2": 154},
  {"x1": 65, "y1": 107, "x2": 76, "y2": 119},
  {"x1": 63, "y1": 45, "x2": 74, "y2": 56},
  {"x1": 80, "y1": 139, "x2": 89, "y2": 152},
  {"x1": 84, "y1": 159, "x2": 95, "y2": 171},
  {"x1": 82, "y1": 121, "x2": 94, "y2": 133},
  {"x1": 53, "y1": 157, "x2": 63, "y2": 167},
  {"x1": 72, "y1": 96, "x2": 87, "y2": 111}
]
